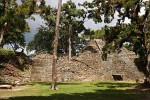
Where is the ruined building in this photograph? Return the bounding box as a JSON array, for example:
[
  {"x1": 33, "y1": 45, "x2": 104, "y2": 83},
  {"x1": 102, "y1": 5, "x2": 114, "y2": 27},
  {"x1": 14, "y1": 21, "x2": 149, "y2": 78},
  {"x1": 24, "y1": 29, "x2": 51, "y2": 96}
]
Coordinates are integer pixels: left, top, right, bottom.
[{"x1": 30, "y1": 39, "x2": 143, "y2": 82}]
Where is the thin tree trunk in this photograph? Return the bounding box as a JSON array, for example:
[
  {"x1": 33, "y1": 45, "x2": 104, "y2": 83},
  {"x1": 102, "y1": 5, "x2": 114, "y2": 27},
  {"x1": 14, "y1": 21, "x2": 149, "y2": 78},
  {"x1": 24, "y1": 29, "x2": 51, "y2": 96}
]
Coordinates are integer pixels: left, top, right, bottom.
[
  {"x1": 0, "y1": 31, "x2": 4, "y2": 45},
  {"x1": 144, "y1": 38, "x2": 150, "y2": 85},
  {"x1": 51, "y1": 0, "x2": 62, "y2": 90},
  {"x1": 68, "y1": 24, "x2": 72, "y2": 62},
  {"x1": 142, "y1": 0, "x2": 150, "y2": 87},
  {"x1": 143, "y1": 54, "x2": 150, "y2": 87},
  {"x1": 0, "y1": 0, "x2": 6, "y2": 46}
]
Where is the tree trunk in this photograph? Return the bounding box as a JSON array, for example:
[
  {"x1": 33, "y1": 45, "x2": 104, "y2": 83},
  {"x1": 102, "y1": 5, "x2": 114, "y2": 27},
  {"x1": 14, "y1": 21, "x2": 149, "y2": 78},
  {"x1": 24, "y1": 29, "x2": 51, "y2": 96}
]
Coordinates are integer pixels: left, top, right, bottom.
[
  {"x1": 51, "y1": 0, "x2": 62, "y2": 90},
  {"x1": 143, "y1": 54, "x2": 150, "y2": 87},
  {"x1": 68, "y1": 24, "x2": 72, "y2": 62},
  {"x1": 0, "y1": 31, "x2": 4, "y2": 45},
  {"x1": 0, "y1": 0, "x2": 6, "y2": 46}
]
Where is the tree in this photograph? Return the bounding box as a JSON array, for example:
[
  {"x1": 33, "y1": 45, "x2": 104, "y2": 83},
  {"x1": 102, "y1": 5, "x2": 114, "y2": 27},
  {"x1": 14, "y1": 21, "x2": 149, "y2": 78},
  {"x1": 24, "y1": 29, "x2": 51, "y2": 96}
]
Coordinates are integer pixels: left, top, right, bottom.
[
  {"x1": 28, "y1": 0, "x2": 87, "y2": 56},
  {"x1": 51, "y1": 0, "x2": 62, "y2": 90},
  {"x1": 81, "y1": 28, "x2": 105, "y2": 40},
  {"x1": 27, "y1": 0, "x2": 56, "y2": 54},
  {"x1": 81, "y1": 29, "x2": 95, "y2": 40},
  {"x1": 0, "y1": 0, "x2": 37, "y2": 51},
  {"x1": 82, "y1": 0, "x2": 150, "y2": 86},
  {"x1": 27, "y1": 26, "x2": 54, "y2": 54},
  {"x1": 94, "y1": 29, "x2": 105, "y2": 39},
  {"x1": 60, "y1": 0, "x2": 86, "y2": 60}
]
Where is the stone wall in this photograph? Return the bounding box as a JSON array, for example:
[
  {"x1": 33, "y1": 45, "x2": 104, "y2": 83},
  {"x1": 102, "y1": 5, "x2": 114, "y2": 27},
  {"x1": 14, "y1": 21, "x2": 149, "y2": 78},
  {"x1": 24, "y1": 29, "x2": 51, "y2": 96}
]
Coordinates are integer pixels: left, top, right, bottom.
[{"x1": 30, "y1": 54, "x2": 52, "y2": 82}]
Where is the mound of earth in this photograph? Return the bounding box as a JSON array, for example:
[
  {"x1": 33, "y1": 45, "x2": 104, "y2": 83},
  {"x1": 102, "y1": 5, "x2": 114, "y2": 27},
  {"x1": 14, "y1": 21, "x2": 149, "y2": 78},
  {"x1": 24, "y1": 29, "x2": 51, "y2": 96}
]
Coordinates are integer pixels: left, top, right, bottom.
[
  {"x1": 0, "y1": 52, "x2": 32, "y2": 84},
  {"x1": 0, "y1": 64, "x2": 23, "y2": 84}
]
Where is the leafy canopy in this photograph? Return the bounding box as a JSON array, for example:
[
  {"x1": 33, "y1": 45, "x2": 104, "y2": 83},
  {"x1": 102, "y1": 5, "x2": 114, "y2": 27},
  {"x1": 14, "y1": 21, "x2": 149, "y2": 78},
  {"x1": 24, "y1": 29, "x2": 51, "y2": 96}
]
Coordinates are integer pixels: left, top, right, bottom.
[
  {"x1": 28, "y1": 0, "x2": 87, "y2": 55},
  {"x1": 0, "y1": 0, "x2": 37, "y2": 50}
]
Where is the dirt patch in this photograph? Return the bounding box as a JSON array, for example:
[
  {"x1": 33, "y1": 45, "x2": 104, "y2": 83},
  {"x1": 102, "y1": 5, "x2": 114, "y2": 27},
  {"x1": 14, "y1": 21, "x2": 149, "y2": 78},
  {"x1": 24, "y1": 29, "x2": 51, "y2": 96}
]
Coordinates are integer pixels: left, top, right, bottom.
[
  {"x1": 12, "y1": 85, "x2": 28, "y2": 91},
  {"x1": 0, "y1": 85, "x2": 28, "y2": 91},
  {"x1": 0, "y1": 85, "x2": 28, "y2": 99}
]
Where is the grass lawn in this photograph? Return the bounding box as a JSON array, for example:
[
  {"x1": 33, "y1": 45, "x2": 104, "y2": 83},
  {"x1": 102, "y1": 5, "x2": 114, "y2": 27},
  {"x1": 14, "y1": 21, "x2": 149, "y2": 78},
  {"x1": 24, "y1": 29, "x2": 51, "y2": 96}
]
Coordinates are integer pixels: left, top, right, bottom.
[{"x1": 0, "y1": 81, "x2": 149, "y2": 100}]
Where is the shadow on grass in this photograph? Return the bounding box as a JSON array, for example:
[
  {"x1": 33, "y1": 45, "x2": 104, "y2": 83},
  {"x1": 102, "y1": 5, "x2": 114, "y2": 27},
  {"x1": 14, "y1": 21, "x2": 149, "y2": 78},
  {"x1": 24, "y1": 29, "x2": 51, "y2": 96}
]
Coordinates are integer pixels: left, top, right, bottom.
[
  {"x1": 1, "y1": 82, "x2": 149, "y2": 100},
  {"x1": 93, "y1": 82, "x2": 139, "y2": 89},
  {"x1": 1, "y1": 89, "x2": 148, "y2": 100},
  {"x1": 26, "y1": 82, "x2": 81, "y2": 86}
]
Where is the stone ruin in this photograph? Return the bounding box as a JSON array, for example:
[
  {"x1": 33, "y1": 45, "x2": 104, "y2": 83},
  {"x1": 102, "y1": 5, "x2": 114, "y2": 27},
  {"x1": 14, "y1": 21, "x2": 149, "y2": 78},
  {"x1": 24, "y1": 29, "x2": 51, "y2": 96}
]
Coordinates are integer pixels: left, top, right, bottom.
[{"x1": 30, "y1": 39, "x2": 144, "y2": 82}]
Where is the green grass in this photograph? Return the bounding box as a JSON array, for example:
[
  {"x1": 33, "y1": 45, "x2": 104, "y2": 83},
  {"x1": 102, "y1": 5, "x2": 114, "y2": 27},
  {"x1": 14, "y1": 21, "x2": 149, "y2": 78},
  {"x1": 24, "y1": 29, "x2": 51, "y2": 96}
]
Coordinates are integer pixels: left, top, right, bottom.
[{"x1": 0, "y1": 81, "x2": 148, "y2": 100}]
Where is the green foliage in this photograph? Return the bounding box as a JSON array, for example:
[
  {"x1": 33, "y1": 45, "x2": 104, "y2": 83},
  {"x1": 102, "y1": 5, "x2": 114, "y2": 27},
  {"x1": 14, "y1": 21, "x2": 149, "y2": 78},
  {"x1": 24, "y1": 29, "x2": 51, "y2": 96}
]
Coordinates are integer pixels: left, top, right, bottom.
[
  {"x1": 27, "y1": 27, "x2": 54, "y2": 54},
  {"x1": 81, "y1": 29, "x2": 95, "y2": 40},
  {"x1": 0, "y1": 48, "x2": 15, "y2": 57},
  {"x1": 93, "y1": 29, "x2": 105, "y2": 39},
  {"x1": 0, "y1": 48, "x2": 15, "y2": 65},
  {"x1": 59, "y1": 0, "x2": 86, "y2": 54},
  {"x1": 27, "y1": 2, "x2": 56, "y2": 54},
  {"x1": 0, "y1": 0, "x2": 37, "y2": 70},
  {"x1": 81, "y1": 28, "x2": 104, "y2": 39},
  {"x1": 28, "y1": 0, "x2": 87, "y2": 55},
  {"x1": 123, "y1": 43, "x2": 134, "y2": 51},
  {"x1": 0, "y1": 0, "x2": 38, "y2": 50}
]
